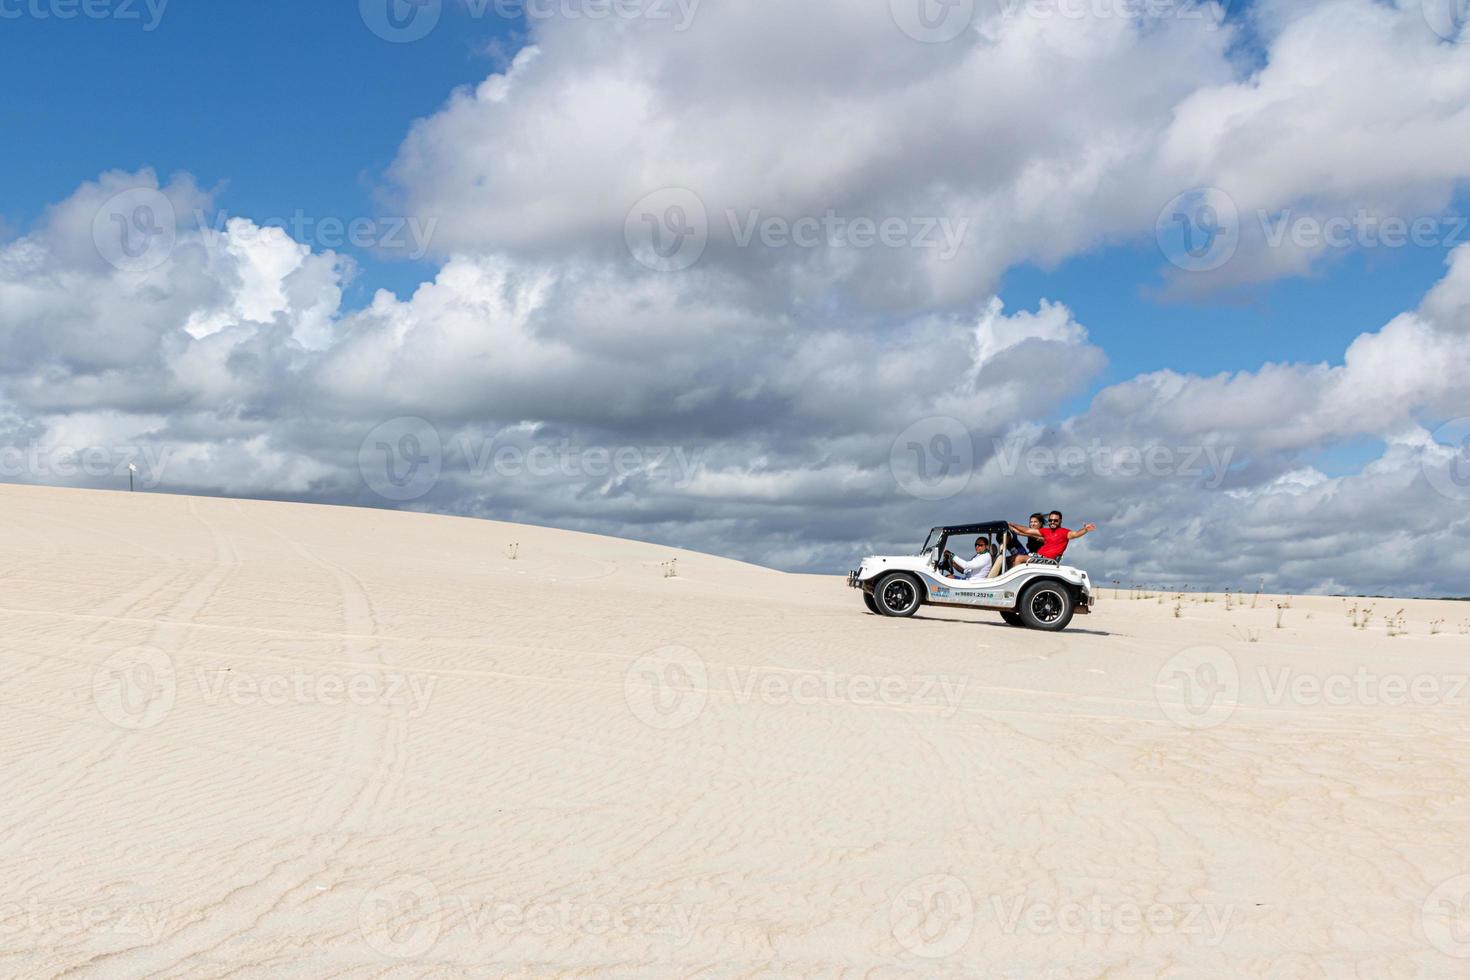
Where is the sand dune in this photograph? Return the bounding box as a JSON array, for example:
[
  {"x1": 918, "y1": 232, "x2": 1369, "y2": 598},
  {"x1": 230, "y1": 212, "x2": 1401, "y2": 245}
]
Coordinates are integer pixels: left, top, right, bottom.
[{"x1": 2, "y1": 483, "x2": 1468, "y2": 977}]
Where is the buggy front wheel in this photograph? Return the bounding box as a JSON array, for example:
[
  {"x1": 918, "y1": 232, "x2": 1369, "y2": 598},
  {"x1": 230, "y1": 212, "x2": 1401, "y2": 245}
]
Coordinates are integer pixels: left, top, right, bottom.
[{"x1": 874, "y1": 573, "x2": 922, "y2": 618}]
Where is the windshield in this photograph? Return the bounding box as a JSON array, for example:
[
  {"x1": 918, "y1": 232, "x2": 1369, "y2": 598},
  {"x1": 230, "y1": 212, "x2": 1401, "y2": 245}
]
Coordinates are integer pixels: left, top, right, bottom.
[{"x1": 920, "y1": 528, "x2": 942, "y2": 554}]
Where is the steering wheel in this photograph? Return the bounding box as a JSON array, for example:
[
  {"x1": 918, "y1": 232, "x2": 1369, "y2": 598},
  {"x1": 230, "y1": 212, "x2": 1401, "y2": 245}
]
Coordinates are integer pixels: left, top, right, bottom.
[{"x1": 940, "y1": 550, "x2": 958, "y2": 576}]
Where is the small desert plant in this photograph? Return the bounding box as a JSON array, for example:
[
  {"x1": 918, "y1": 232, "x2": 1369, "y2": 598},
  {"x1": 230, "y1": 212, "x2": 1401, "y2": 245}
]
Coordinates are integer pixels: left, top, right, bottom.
[
  {"x1": 1430, "y1": 619, "x2": 1444, "y2": 635},
  {"x1": 662, "y1": 559, "x2": 678, "y2": 579},
  {"x1": 1386, "y1": 609, "x2": 1407, "y2": 637},
  {"x1": 1173, "y1": 596, "x2": 1183, "y2": 618},
  {"x1": 1252, "y1": 578, "x2": 1264, "y2": 608},
  {"x1": 507, "y1": 542, "x2": 519, "y2": 560},
  {"x1": 1275, "y1": 603, "x2": 1287, "y2": 629}
]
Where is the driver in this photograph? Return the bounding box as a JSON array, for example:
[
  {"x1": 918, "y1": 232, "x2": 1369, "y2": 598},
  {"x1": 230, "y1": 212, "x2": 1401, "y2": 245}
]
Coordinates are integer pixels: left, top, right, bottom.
[{"x1": 949, "y1": 536, "x2": 994, "y2": 580}]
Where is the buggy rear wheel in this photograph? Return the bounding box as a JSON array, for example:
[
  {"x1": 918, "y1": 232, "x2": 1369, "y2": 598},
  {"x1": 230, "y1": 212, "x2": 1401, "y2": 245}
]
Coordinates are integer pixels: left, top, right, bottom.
[
  {"x1": 1000, "y1": 611, "x2": 1024, "y2": 627},
  {"x1": 1019, "y1": 581, "x2": 1074, "y2": 632},
  {"x1": 863, "y1": 592, "x2": 880, "y2": 614}
]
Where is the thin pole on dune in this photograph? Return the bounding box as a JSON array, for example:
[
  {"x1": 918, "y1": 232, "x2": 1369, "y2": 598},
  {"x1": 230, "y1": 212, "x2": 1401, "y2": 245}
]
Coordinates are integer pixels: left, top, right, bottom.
[{"x1": 128, "y1": 462, "x2": 135, "y2": 492}]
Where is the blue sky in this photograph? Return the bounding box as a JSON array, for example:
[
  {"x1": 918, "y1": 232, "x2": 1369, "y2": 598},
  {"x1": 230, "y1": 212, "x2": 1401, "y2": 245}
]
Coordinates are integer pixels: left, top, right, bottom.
[{"x1": 0, "y1": 1, "x2": 526, "y2": 299}]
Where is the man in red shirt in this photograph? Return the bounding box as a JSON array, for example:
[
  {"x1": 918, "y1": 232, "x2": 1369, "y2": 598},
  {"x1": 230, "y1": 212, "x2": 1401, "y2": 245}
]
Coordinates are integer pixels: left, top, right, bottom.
[{"x1": 1009, "y1": 511, "x2": 1096, "y2": 567}]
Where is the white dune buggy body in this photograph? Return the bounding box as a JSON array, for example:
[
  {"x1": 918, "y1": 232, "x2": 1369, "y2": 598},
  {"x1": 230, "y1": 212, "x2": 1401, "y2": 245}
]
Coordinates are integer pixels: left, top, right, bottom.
[{"x1": 847, "y1": 523, "x2": 1094, "y2": 630}]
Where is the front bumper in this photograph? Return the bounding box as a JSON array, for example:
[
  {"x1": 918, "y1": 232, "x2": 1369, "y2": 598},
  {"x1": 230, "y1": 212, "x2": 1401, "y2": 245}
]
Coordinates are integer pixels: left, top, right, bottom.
[{"x1": 847, "y1": 569, "x2": 861, "y2": 588}]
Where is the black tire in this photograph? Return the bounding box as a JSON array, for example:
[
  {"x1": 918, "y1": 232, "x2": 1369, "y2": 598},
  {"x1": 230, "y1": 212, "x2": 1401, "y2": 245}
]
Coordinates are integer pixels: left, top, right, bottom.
[
  {"x1": 874, "y1": 573, "x2": 922, "y2": 618},
  {"x1": 1000, "y1": 611, "x2": 1024, "y2": 627},
  {"x1": 863, "y1": 592, "x2": 880, "y2": 615},
  {"x1": 1019, "y1": 581, "x2": 1074, "y2": 632}
]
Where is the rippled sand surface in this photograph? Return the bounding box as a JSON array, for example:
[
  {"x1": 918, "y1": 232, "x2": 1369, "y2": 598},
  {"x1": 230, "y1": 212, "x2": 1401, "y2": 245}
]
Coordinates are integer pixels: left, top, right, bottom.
[{"x1": 2, "y1": 483, "x2": 1468, "y2": 978}]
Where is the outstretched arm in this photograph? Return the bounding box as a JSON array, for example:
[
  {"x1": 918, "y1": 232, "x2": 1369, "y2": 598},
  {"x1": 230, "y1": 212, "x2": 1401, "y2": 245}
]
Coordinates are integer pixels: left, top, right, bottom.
[
  {"x1": 1068, "y1": 523, "x2": 1098, "y2": 540},
  {"x1": 1009, "y1": 522, "x2": 1042, "y2": 540}
]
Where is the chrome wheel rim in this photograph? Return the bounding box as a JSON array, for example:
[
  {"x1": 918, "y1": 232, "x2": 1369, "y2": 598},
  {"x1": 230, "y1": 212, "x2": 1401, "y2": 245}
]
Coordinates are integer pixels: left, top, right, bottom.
[
  {"x1": 1030, "y1": 589, "x2": 1065, "y2": 624},
  {"x1": 882, "y1": 579, "x2": 917, "y2": 612}
]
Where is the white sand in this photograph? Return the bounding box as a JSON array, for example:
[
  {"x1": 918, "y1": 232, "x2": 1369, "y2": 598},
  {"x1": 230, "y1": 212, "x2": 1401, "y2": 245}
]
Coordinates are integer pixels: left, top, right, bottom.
[{"x1": 2, "y1": 483, "x2": 1468, "y2": 978}]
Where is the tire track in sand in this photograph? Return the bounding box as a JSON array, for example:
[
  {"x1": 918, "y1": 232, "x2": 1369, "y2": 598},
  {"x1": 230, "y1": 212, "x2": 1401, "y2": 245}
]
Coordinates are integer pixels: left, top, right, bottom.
[
  {"x1": 62, "y1": 506, "x2": 412, "y2": 977},
  {"x1": 0, "y1": 499, "x2": 239, "y2": 854}
]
